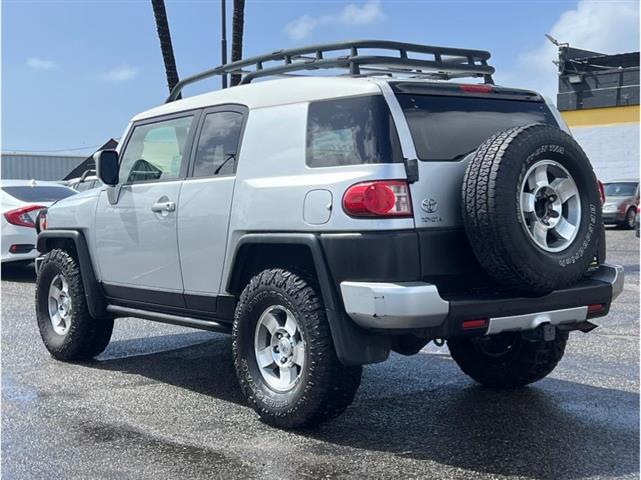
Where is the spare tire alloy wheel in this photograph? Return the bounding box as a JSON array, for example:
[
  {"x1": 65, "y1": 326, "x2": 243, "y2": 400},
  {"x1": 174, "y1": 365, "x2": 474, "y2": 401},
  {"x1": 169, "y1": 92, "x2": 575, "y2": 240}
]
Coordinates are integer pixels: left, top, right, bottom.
[
  {"x1": 462, "y1": 124, "x2": 602, "y2": 294},
  {"x1": 520, "y1": 159, "x2": 581, "y2": 252}
]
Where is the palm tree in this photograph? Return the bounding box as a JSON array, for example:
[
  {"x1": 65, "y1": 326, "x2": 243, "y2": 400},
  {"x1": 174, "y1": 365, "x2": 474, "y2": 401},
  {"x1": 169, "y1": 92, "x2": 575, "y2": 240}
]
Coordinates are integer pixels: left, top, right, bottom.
[
  {"x1": 230, "y1": 0, "x2": 245, "y2": 86},
  {"x1": 151, "y1": 0, "x2": 181, "y2": 97}
]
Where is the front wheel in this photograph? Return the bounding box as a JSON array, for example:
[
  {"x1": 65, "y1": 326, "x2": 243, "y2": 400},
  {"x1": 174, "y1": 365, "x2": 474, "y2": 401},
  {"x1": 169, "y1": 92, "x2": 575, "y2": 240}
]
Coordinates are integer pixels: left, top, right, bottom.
[
  {"x1": 624, "y1": 208, "x2": 637, "y2": 230},
  {"x1": 232, "y1": 268, "x2": 362, "y2": 428},
  {"x1": 36, "y1": 249, "x2": 113, "y2": 361},
  {"x1": 448, "y1": 331, "x2": 568, "y2": 388}
]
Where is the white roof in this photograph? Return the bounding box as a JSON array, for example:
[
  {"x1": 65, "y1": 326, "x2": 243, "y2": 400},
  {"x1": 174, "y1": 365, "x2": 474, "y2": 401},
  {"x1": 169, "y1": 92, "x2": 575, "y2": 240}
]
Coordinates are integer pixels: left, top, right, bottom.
[{"x1": 132, "y1": 76, "x2": 383, "y2": 121}]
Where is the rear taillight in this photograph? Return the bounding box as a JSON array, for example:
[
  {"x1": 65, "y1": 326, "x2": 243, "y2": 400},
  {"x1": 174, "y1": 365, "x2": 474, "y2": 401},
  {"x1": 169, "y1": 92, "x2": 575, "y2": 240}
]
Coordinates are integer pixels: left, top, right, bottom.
[
  {"x1": 35, "y1": 209, "x2": 48, "y2": 234},
  {"x1": 343, "y1": 180, "x2": 412, "y2": 218},
  {"x1": 597, "y1": 180, "x2": 605, "y2": 205},
  {"x1": 3, "y1": 205, "x2": 45, "y2": 228}
]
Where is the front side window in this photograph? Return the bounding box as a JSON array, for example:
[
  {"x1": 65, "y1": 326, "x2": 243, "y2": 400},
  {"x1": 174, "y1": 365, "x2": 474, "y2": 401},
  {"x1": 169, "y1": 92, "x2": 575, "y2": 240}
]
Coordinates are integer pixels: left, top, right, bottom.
[
  {"x1": 306, "y1": 95, "x2": 403, "y2": 168},
  {"x1": 119, "y1": 116, "x2": 194, "y2": 184},
  {"x1": 192, "y1": 111, "x2": 244, "y2": 177}
]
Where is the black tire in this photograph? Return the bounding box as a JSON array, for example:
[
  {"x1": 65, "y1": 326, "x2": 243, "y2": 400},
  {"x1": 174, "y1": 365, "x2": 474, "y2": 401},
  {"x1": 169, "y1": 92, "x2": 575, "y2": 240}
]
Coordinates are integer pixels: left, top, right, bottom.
[
  {"x1": 232, "y1": 268, "x2": 362, "y2": 428},
  {"x1": 624, "y1": 208, "x2": 636, "y2": 230},
  {"x1": 36, "y1": 249, "x2": 113, "y2": 361},
  {"x1": 462, "y1": 124, "x2": 601, "y2": 295},
  {"x1": 448, "y1": 332, "x2": 568, "y2": 388}
]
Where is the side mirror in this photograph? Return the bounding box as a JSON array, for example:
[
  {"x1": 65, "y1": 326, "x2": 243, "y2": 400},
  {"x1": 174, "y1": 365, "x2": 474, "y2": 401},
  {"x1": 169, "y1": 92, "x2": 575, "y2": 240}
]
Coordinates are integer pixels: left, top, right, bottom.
[{"x1": 94, "y1": 150, "x2": 119, "y2": 186}]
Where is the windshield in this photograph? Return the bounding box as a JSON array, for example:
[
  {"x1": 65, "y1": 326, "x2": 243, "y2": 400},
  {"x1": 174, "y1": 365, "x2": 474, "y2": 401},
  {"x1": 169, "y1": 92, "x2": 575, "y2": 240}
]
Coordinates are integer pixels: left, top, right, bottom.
[
  {"x1": 2, "y1": 185, "x2": 76, "y2": 203},
  {"x1": 604, "y1": 182, "x2": 638, "y2": 197},
  {"x1": 396, "y1": 94, "x2": 557, "y2": 161}
]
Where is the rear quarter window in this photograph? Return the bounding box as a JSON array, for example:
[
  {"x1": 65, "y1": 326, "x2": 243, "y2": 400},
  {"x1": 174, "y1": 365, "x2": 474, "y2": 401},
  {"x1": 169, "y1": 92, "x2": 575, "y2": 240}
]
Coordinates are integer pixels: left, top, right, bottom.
[{"x1": 306, "y1": 95, "x2": 403, "y2": 168}]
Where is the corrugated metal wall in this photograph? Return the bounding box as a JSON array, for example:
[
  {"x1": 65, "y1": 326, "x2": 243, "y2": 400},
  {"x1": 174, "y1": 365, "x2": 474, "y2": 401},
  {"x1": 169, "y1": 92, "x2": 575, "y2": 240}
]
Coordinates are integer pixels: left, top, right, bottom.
[{"x1": 1, "y1": 153, "x2": 85, "y2": 181}]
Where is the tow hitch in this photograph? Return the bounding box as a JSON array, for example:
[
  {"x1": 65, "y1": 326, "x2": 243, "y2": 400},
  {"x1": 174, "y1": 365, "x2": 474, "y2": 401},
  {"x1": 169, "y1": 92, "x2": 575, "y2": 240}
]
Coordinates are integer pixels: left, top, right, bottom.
[{"x1": 522, "y1": 323, "x2": 557, "y2": 341}]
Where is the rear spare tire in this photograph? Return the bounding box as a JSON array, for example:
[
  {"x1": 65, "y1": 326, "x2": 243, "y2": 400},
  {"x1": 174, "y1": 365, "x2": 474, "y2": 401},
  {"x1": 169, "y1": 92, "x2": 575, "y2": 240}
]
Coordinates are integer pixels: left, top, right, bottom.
[{"x1": 462, "y1": 124, "x2": 601, "y2": 295}]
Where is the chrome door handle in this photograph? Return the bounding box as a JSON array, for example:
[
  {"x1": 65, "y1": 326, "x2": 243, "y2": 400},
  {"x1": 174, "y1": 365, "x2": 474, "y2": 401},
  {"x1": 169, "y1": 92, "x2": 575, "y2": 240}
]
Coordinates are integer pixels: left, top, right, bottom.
[{"x1": 151, "y1": 201, "x2": 176, "y2": 213}]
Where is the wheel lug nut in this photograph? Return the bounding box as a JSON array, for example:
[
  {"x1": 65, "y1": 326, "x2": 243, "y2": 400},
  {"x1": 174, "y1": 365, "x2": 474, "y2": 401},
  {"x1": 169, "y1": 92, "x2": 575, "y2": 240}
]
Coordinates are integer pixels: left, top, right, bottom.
[{"x1": 280, "y1": 358, "x2": 286, "y2": 364}]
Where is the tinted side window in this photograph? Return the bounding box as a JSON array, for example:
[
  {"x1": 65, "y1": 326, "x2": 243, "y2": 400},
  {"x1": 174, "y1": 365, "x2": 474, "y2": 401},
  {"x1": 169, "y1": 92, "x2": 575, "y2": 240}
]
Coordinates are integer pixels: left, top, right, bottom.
[
  {"x1": 119, "y1": 115, "x2": 194, "y2": 184},
  {"x1": 192, "y1": 111, "x2": 244, "y2": 177},
  {"x1": 306, "y1": 95, "x2": 403, "y2": 168}
]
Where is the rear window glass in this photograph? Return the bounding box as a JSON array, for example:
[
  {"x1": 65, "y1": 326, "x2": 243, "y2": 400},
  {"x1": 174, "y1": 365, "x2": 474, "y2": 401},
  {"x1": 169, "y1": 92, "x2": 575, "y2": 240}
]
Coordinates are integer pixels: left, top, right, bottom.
[
  {"x1": 604, "y1": 182, "x2": 638, "y2": 197},
  {"x1": 396, "y1": 94, "x2": 557, "y2": 161},
  {"x1": 306, "y1": 95, "x2": 403, "y2": 168},
  {"x1": 2, "y1": 186, "x2": 76, "y2": 202}
]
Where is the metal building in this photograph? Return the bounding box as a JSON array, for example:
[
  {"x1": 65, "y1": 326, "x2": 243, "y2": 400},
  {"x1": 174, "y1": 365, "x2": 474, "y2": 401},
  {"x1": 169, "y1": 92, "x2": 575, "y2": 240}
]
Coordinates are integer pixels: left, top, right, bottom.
[
  {"x1": 1, "y1": 153, "x2": 85, "y2": 181},
  {"x1": 556, "y1": 46, "x2": 639, "y2": 181}
]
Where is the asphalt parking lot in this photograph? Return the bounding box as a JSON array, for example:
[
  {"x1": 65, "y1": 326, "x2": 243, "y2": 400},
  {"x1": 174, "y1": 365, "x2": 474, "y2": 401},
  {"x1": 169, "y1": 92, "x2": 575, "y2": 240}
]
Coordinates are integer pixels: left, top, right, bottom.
[{"x1": 2, "y1": 228, "x2": 639, "y2": 480}]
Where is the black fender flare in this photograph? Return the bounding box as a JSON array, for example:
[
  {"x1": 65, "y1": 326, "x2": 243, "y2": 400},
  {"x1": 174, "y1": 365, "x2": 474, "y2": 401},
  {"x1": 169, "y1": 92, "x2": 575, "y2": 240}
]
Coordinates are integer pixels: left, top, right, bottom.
[
  {"x1": 227, "y1": 233, "x2": 391, "y2": 366},
  {"x1": 37, "y1": 230, "x2": 108, "y2": 319}
]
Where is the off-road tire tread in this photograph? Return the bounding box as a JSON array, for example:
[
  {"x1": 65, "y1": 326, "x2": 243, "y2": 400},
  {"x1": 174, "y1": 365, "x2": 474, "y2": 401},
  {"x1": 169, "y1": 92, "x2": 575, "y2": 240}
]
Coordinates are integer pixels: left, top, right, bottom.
[
  {"x1": 36, "y1": 249, "x2": 113, "y2": 361},
  {"x1": 233, "y1": 268, "x2": 362, "y2": 428}
]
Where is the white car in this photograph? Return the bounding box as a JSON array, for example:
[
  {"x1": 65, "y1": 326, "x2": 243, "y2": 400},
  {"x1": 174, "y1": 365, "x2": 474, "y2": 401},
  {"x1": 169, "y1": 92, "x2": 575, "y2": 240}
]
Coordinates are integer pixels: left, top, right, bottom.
[{"x1": 2, "y1": 180, "x2": 76, "y2": 264}]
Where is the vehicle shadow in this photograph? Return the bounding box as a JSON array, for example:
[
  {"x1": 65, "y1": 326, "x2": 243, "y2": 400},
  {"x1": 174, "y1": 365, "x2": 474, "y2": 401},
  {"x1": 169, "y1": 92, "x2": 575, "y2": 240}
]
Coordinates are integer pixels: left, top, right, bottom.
[
  {"x1": 1, "y1": 262, "x2": 36, "y2": 283},
  {"x1": 90, "y1": 335, "x2": 639, "y2": 480}
]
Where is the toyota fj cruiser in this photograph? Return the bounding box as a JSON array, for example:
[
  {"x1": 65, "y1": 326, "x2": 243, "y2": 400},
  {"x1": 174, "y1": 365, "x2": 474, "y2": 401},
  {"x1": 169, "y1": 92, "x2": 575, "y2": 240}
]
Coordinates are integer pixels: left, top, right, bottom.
[{"x1": 35, "y1": 41, "x2": 624, "y2": 428}]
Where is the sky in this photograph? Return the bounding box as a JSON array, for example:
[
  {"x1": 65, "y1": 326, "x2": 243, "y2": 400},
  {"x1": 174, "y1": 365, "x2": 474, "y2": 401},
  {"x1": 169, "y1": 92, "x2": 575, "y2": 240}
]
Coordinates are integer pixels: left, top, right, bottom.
[{"x1": 1, "y1": 0, "x2": 639, "y2": 155}]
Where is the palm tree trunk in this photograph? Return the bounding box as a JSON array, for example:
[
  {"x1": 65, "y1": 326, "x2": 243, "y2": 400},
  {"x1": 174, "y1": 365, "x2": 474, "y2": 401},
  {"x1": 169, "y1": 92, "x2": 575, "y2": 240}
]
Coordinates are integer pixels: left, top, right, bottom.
[
  {"x1": 151, "y1": 0, "x2": 181, "y2": 98},
  {"x1": 230, "y1": 0, "x2": 245, "y2": 86}
]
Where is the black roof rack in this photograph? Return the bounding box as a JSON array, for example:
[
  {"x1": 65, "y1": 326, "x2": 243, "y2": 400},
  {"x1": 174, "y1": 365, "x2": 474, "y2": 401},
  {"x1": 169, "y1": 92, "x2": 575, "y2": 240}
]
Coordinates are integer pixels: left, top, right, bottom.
[{"x1": 166, "y1": 40, "x2": 495, "y2": 103}]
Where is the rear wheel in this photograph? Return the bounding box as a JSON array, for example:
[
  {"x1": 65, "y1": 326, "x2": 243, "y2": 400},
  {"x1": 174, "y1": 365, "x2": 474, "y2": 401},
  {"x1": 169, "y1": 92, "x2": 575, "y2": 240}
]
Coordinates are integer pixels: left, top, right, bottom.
[
  {"x1": 36, "y1": 249, "x2": 113, "y2": 361},
  {"x1": 448, "y1": 332, "x2": 568, "y2": 388},
  {"x1": 233, "y1": 268, "x2": 362, "y2": 428}
]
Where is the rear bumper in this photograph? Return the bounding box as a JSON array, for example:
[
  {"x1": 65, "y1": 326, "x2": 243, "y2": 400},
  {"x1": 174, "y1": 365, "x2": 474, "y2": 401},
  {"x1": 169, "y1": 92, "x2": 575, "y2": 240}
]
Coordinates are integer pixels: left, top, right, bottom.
[{"x1": 340, "y1": 263, "x2": 624, "y2": 336}]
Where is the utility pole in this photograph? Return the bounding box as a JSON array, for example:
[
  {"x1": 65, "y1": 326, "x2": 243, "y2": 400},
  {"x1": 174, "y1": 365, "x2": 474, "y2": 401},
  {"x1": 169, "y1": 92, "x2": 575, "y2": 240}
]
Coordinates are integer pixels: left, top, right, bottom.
[{"x1": 221, "y1": 0, "x2": 228, "y2": 89}]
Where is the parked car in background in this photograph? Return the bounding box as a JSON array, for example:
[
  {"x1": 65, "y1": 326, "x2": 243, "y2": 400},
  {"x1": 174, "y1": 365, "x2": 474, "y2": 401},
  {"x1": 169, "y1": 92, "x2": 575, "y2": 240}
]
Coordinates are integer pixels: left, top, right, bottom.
[
  {"x1": 602, "y1": 180, "x2": 639, "y2": 229},
  {"x1": 67, "y1": 170, "x2": 103, "y2": 192},
  {"x1": 1, "y1": 180, "x2": 76, "y2": 265}
]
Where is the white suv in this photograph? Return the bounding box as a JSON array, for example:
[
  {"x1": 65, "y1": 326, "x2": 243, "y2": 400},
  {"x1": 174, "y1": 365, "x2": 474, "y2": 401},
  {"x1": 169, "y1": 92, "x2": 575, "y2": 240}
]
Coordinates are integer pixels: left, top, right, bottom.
[{"x1": 34, "y1": 41, "x2": 624, "y2": 428}]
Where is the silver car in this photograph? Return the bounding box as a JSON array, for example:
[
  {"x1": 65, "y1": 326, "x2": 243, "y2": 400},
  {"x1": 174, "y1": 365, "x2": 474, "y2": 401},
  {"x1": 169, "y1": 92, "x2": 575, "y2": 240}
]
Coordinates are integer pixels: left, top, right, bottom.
[
  {"x1": 32, "y1": 40, "x2": 625, "y2": 429},
  {"x1": 602, "y1": 179, "x2": 639, "y2": 229}
]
